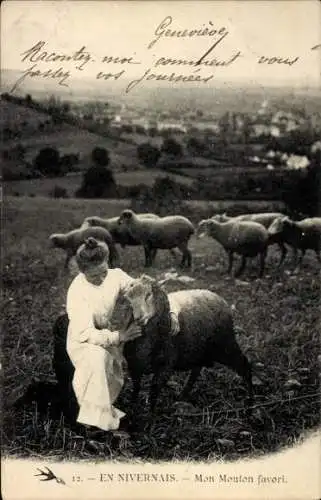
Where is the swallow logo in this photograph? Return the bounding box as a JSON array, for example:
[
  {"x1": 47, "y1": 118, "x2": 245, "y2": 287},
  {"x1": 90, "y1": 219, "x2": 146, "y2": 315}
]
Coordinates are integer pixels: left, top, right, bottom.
[{"x1": 34, "y1": 466, "x2": 66, "y2": 485}]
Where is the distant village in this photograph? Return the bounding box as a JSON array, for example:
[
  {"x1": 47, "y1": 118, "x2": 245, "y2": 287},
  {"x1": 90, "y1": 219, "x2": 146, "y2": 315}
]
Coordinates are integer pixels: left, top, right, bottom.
[{"x1": 68, "y1": 98, "x2": 321, "y2": 171}]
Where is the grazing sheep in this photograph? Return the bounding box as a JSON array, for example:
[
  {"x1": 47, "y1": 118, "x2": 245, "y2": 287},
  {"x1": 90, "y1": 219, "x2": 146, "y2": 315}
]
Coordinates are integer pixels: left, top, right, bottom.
[
  {"x1": 268, "y1": 216, "x2": 321, "y2": 267},
  {"x1": 212, "y1": 212, "x2": 287, "y2": 264},
  {"x1": 52, "y1": 275, "x2": 253, "y2": 418},
  {"x1": 117, "y1": 209, "x2": 195, "y2": 268},
  {"x1": 82, "y1": 213, "x2": 178, "y2": 265},
  {"x1": 197, "y1": 218, "x2": 269, "y2": 278},
  {"x1": 49, "y1": 226, "x2": 120, "y2": 269}
]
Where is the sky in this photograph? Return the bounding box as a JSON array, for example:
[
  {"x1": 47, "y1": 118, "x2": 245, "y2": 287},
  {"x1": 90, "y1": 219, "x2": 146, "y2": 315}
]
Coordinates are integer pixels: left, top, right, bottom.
[{"x1": 1, "y1": 0, "x2": 320, "y2": 90}]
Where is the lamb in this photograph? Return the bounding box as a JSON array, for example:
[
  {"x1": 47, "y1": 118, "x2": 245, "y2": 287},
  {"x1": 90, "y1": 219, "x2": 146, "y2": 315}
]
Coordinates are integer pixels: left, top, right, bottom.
[
  {"x1": 268, "y1": 216, "x2": 321, "y2": 267},
  {"x1": 52, "y1": 275, "x2": 253, "y2": 419},
  {"x1": 212, "y1": 212, "x2": 287, "y2": 264},
  {"x1": 197, "y1": 218, "x2": 269, "y2": 278},
  {"x1": 49, "y1": 226, "x2": 120, "y2": 269},
  {"x1": 82, "y1": 213, "x2": 178, "y2": 265},
  {"x1": 117, "y1": 209, "x2": 195, "y2": 268}
]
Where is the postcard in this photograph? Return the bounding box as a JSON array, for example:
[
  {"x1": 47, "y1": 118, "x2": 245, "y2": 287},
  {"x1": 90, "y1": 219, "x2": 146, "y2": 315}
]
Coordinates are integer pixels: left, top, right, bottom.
[{"x1": 1, "y1": 1, "x2": 320, "y2": 499}]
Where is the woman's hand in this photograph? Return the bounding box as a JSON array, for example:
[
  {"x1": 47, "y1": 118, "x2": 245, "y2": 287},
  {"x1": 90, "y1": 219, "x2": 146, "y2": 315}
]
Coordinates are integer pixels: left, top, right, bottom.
[{"x1": 119, "y1": 322, "x2": 142, "y2": 343}]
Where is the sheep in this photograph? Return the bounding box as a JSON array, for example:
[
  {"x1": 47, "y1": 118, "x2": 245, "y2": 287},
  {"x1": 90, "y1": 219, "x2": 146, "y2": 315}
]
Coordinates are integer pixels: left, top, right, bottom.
[
  {"x1": 212, "y1": 212, "x2": 287, "y2": 264},
  {"x1": 82, "y1": 213, "x2": 178, "y2": 266},
  {"x1": 268, "y1": 216, "x2": 321, "y2": 267},
  {"x1": 197, "y1": 218, "x2": 269, "y2": 278},
  {"x1": 52, "y1": 275, "x2": 253, "y2": 419},
  {"x1": 49, "y1": 226, "x2": 120, "y2": 269},
  {"x1": 117, "y1": 209, "x2": 195, "y2": 268}
]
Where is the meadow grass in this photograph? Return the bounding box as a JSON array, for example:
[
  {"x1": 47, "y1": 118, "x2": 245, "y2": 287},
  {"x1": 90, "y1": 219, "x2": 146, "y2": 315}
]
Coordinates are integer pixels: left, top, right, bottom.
[{"x1": 2, "y1": 196, "x2": 320, "y2": 462}]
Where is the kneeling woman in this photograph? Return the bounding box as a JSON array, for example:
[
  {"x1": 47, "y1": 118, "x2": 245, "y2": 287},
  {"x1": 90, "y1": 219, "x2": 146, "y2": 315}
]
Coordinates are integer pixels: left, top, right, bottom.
[{"x1": 66, "y1": 237, "x2": 142, "y2": 433}]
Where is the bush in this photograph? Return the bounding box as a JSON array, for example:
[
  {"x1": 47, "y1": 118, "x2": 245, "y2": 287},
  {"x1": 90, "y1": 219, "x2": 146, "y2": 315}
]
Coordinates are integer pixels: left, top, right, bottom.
[
  {"x1": 76, "y1": 165, "x2": 117, "y2": 198},
  {"x1": 282, "y1": 160, "x2": 320, "y2": 217},
  {"x1": 130, "y1": 176, "x2": 190, "y2": 216},
  {"x1": 186, "y1": 137, "x2": 206, "y2": 156},
  {"x1": 59, "y1": 154, "x2": 79, "y2": 174},
  {"x1": 137, "y1": 143, "x2": 161, "y2": 167},
  {"x1": 33, "y1": 147, "x2": 61, "y2": 177},
  {"x1": 161, "y1": 137, "x2": 183, "y2": 157},
  {"x1": 91, "y1": 147, "x2": 110, "y2": 167},
  {"x1": 49, "y1": 185, "x2": 69, "y2": 199}
]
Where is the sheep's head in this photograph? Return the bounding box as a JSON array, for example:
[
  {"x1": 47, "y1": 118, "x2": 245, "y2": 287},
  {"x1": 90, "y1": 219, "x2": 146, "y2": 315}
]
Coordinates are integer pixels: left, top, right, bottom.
[
  {"x1": 118, "y1": 209, "x2": 135, "y2": 226},
  {"x1": 122, "y1": 274, "x2": 168, "y2": 325},
  {"x1": 268, "y1": 216, "x2": 290, "y2": 236},
  {"x1": 49, "y1": 234, "x2": 65, "y2": 248},
  {"x1": 196, "y1": 219, "x2": 213, "y2": 238}
]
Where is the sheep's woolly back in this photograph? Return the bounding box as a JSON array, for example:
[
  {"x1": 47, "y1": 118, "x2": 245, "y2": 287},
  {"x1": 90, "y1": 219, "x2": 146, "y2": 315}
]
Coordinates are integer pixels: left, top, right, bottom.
[
  {"x1": 84, "y1": 213, "x2": 159, "y2": 229},
  {"x1": 123, "y1": 275, "x2": 233, "y2": 340},
  {"x1": 118, "y1": 210, "x2": 194, "y2": 248},
  {"x1": 213, "y1": 212, "x2": 285, "y2": 229},
  {"x1": 83, "y1": 216, "x2": 118, "y2": 232}
]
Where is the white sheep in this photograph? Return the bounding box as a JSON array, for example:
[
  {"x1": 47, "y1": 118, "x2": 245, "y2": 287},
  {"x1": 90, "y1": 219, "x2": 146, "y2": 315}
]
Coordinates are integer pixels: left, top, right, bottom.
[
  {"x1": 82, "y1": 213, "x2": 178, "y2": 265},
  {"x1": 268, "y1": 215, "x2": 321, "y2": 267},
  {"x1": 49, "y1": 226, "x2": 120, "y2": 269},
  {"x1": 117, "y1": 209, "x2": 195, "y2": 268},
  {"x1": 212, "y1": 212, "x2": 287, "y2": 264},
  {"x1": 197, "y1": 218, "x2": 269, "y2": 278}
]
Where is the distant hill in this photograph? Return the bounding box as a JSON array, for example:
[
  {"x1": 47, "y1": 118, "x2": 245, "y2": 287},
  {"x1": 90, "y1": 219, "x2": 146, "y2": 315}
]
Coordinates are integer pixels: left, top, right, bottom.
[{"x1": 0, "y1": 98, "x2": 141, "y2": 172}]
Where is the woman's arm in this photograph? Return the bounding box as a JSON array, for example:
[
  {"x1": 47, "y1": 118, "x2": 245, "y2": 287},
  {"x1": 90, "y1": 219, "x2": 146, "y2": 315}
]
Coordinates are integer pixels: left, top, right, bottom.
[{"x1": 66, "y1": 282, "x2": 120, "y2": 348}]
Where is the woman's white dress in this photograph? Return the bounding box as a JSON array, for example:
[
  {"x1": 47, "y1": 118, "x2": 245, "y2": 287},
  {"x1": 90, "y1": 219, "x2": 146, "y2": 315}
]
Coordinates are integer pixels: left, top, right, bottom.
[{"x1": 66, "y1": 268, "x2": 134, "y2": 431}]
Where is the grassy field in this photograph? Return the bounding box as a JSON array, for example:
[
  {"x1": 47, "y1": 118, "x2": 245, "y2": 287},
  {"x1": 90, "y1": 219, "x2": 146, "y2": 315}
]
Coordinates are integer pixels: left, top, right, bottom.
[{"x1": 2, "y1": 196, "x2": 320, "y2": 463}]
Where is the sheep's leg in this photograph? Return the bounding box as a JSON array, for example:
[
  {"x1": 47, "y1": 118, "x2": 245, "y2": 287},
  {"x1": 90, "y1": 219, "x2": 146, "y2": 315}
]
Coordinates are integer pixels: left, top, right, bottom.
[
  {"x1": 277, "y1": 242, "x2": 287, "y2": 267},
  {"x1": 149, "y1": 248, "x2": 158, "y2": 266},
  {"x1": 235, "y1": 256, "x2": 246, "y2": 278},
  {"x1": 144, "y1": 245, "x2": 153, "y2": 267},
  {"x1": 227, "y1": 251, "x2": 234, "y2": 274},
  {"x1": 216, "y1": 342, "x2": 253, "y2": 408},
  {"x1": 109, "y1": 245, "x2": 120, "y2": 268},
  {"x1": 297, "y1": 249, "x2": 305, "y2": 266},
  {"x1": 177, "y1": 241, "x2": 192, "y2": 268},
  {"x1": 292, "y1": 246, "x2": 299, "y2": 265},
  {"x1": 185, "y1": 249, "x2": 192, "y2": 268},
  {"x1": 294, "y1": 249, "x2": 305, "y2": 273},
  {"x1": 258, "y1": 249, "x2": 267, "y2": 278},
  {"x1": 64, "y1": 251, "x2": 73, "y2": 269},
  {"x1": 179, "y1": 368, "x2": 202, "y2": 400}
]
